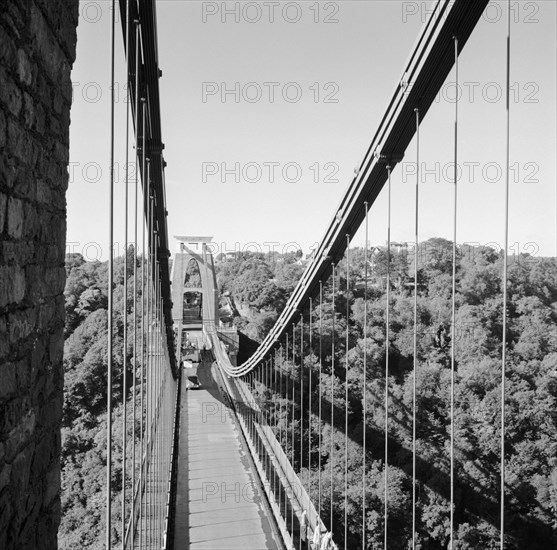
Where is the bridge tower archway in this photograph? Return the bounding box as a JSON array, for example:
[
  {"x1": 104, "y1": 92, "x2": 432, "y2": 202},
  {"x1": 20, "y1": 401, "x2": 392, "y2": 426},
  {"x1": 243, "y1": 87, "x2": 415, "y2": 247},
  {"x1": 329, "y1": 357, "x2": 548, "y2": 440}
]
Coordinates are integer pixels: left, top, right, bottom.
[{"x1": 170, "y1": 237, "x2": 219, "y2": 357}]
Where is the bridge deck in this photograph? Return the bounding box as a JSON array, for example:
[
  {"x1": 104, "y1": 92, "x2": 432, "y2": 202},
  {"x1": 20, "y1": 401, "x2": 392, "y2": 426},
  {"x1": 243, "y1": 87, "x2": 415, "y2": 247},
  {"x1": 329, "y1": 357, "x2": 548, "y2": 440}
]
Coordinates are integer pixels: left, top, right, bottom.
[{"x1": 172, "y1": 357, "x2": 283, "y2": 550}]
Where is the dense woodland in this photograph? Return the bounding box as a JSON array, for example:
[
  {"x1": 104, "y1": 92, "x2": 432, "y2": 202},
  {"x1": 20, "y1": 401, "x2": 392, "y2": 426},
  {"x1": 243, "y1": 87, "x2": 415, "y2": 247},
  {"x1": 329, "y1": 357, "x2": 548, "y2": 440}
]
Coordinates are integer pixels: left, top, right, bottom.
[
  {"x1": 216, "y1": 240, "x2": 557, "y2": 549},
  {"x1": 60, "y1": 250, "x2": 138, "y2": 549},
  {"x1": 60, "y1": 240, "x2": 557, "y2": 549}
]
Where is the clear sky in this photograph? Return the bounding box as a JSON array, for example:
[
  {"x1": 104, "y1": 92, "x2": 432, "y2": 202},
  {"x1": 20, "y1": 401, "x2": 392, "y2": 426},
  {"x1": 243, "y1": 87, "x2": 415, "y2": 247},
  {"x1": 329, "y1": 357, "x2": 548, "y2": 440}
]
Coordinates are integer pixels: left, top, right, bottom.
[{"x1": 68, "y1": 1, "x2": 556, "y2": 262}]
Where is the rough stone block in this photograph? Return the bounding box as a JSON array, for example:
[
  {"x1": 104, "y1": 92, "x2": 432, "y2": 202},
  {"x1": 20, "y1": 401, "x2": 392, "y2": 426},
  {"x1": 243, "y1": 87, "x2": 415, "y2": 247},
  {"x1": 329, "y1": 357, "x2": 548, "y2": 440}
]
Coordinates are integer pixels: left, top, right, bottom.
[
  {"x1": 48, "y1": 157, "x2": 67, "y2": 191},
  {"x1": 0, "y1": 265, "x2": 21, "y2": 308},
  {"x1": 7, "y1": 119, "x2": 31, "y2": 164},
  {"x1": 0, "y1": 67, "x2": 22, "y2": 117},
  {"x1": 7, "y1": 196, "x2": 23, "y2": 238},
  {"x1": 0, "y1": 362, "x2": 16, "y2": 399},
  {"x1": 14, "y1": 167, "x2": 37, "y2": 203},
  {"x1": 8, "y1": 308, "x2": 37, "y2": 344},
  {"x1": 0, "y1": 23, "x2": 17, "y2": 69},
  {"x1": 16, "y1": 48, "x2": 34, "y2": 86},
  {"x1": 36, "y1": 179, "x2": 52, "y2": 205},
  {"x1": 0, "y1": 265, "x2": 26, "y2": 307},
  {"x1": 22, "y1": 202, "x2": 40, "y2": 240},
  {"x1": 0, "y1": 155, "x2": 19, "y2": 190},
  {"x1": 40, "y1": 214, "x2": 65, "y2": 249},
  {"x1": 25, "y1": 265, "x2": 44, "y2": 302}
]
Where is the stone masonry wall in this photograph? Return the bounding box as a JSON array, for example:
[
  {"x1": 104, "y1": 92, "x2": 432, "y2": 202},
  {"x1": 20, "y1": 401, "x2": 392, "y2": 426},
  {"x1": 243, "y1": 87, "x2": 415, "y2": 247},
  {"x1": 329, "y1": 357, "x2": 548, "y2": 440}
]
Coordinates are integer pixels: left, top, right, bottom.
[{"x1": 0, "y1": 1, "x2": 78, "y2": 548}]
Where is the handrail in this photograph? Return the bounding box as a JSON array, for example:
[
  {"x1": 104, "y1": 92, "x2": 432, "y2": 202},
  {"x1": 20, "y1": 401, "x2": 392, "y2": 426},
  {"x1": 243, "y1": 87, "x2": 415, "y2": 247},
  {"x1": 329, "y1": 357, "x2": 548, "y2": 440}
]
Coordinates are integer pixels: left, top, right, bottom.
[{"x1": 212, "y1": 335, "x2": 330, "y2": 549}]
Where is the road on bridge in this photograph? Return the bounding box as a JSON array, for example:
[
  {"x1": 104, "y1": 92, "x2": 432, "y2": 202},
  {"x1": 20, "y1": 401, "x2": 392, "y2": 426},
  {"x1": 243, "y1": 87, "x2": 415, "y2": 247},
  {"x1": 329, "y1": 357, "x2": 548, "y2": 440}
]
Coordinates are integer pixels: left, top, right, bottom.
[{"x1": 173, "y1": 354, "x2": 284, "y2": 550}]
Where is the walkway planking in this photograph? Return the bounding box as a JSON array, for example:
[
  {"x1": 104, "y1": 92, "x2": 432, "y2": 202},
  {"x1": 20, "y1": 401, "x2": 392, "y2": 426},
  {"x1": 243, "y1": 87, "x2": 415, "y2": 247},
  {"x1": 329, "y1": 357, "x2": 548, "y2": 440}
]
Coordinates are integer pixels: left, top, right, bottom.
[{"x1": 173, "y1": 357, "x2": 283, "y2": 550}]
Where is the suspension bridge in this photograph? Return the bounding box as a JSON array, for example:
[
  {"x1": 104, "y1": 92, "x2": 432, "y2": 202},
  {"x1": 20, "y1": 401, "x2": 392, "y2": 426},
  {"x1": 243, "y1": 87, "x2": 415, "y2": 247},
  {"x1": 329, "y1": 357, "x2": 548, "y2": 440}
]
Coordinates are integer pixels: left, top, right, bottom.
[
  {"x1": 0, "y1": 0, "x2": 554, "y2": 549},
  {"x1": 102, "y1": 0, "x2": 522, "y2": 548},
  {"x1": 99, "y1": 0, "x2": 556, "y2": 548}
]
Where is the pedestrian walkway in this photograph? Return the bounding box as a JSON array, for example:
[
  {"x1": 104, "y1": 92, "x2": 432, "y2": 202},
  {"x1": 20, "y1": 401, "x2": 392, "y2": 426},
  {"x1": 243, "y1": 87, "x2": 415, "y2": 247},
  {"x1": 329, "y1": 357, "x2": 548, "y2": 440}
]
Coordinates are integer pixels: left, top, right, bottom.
[{"x1": 173, "y1": 358, "x2": 283, "y2": 550}]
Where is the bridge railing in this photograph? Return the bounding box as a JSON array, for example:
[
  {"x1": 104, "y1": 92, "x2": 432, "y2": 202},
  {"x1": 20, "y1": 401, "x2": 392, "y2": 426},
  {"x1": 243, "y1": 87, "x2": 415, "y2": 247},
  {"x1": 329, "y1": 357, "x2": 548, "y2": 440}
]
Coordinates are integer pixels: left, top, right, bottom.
[
  {"x1": 211, "y1": 330, "x2": 326, "y2": 549},
  {"x1": 105, "y1": 1, "x2": 179, "y2": 549}
]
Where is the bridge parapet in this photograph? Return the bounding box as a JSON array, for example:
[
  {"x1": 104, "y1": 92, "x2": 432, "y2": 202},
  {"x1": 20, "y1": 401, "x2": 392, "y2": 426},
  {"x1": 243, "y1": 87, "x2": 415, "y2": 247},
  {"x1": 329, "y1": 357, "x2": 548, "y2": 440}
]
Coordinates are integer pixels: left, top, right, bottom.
[{"x1": 0, "y1": 1, "x2": 79, "y2": 548}]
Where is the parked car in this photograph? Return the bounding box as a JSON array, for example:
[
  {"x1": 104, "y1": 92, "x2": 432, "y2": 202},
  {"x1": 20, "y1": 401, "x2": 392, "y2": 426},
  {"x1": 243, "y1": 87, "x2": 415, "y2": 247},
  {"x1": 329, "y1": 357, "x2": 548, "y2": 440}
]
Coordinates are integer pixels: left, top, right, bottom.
[{"x1": 186, "y1": 375, "x2": 201, "y2": 389}]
